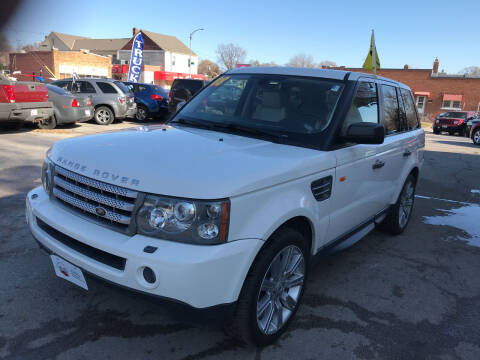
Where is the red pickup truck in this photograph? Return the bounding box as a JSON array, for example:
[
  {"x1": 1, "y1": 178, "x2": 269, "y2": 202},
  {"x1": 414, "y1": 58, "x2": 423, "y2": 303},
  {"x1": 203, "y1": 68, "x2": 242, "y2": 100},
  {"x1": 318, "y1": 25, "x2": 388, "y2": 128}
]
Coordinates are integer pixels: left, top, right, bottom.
[{"x1": 0, "y1": 73, "x2": 54, "y2": 129}]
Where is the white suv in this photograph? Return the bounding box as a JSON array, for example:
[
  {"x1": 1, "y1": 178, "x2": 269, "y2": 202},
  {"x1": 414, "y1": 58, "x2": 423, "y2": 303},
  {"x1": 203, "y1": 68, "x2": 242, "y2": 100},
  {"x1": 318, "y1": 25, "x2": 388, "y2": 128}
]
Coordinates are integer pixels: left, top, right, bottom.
[{"x1": 26, "y1": 67, "x2": 424, "y2": 345}]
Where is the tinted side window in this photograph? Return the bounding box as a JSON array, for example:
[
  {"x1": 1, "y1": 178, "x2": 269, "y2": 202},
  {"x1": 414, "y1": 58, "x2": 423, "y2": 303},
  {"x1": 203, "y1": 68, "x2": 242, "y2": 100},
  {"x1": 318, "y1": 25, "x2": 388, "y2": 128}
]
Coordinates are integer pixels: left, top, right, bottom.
[
  {"x1": 138, "y1": 85, "x2": 148, "y2": 92},
  {"x1": 380, "y1": 85, "x2": 400, "y2": 135},
  {"x1": 72, "y1": 81, "x2": 96, "y2": 94},
  {"x1": 342, "y1": 81, "x2": 378, "y2": 135},
  {"x1": 400, "y1": 88, "x2": 419, "y2": 130},
  {"x1": 97, "y1": 82, "x2": 118, "y2": 94}
]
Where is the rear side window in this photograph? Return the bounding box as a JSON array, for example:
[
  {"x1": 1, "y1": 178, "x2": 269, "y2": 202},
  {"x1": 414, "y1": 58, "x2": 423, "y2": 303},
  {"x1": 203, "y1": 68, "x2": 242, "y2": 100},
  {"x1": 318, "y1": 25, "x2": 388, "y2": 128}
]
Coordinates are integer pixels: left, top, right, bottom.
[
  {"x1": 52, "y1": 81, "x2": 71, "y2": 91},
  {"x1": 47, "y1": 84, "x2": 71, "y2": 95},
  {"x1": 173, "y1": 80, "x2": 203, "y2": 93},
  {"x1": 399, "y1": 89, "x2": 419, "y2": 130},
  {"x1": 380, "y1": 85, "x2": 400, "y2": 135},
  {"x1": 97, "y1": 82, "x2": 118, "y2": 94},
  {"x1": 342, "y1": 82, "x2": 378, "y2": 135},
  {"x1": 114, "y1": 81, "x2": 133, "y2": 95}
]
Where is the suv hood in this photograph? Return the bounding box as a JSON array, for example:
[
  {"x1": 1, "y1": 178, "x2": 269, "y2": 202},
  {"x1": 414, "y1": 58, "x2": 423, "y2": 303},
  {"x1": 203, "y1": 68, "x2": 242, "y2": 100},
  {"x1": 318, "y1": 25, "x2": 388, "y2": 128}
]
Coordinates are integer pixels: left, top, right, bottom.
[{"x1": 50, "y1": 124, "x2": 335, "y2": 199}]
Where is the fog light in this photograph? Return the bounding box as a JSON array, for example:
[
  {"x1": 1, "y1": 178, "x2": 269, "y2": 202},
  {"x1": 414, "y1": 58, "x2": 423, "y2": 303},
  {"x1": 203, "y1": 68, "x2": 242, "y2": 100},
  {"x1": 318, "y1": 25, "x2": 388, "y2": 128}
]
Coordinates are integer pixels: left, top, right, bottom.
[{"x1": 142, "y1": 267, "x2": 156, "y2": 284}]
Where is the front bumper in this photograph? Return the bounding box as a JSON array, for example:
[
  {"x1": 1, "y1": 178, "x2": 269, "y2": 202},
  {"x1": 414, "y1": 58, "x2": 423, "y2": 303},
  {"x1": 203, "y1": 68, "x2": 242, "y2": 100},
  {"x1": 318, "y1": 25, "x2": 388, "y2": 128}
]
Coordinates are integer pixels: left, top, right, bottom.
[
  {"x1": 26, "y1": 187, "x2": 263, "y2": 308},
  {"x1": 433, "y1": 124, "x2": 465, "y2": 133}
]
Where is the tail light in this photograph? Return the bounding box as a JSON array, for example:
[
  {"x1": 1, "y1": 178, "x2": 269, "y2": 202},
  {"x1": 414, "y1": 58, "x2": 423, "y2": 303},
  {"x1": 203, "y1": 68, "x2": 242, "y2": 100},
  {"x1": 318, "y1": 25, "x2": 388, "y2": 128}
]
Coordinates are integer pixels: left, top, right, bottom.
[
  {"x1": 169, "y1": 90, "x2": 172, "y2": 102},
  {"x1": 2, "y1": 85, "x2": 15, "y2": 103},
  {"x1": 71, "y1": 99, "x2": 79, "y2": 107},
  {"x1": 87, "y1": 97, "x2": 92, "y2": 106},
  {"x1": 118, "y1": 96, "x2": 126, "y2": 104},
  {"x1": 151, "y1": 94, "x2": 163, "y2": 100}
]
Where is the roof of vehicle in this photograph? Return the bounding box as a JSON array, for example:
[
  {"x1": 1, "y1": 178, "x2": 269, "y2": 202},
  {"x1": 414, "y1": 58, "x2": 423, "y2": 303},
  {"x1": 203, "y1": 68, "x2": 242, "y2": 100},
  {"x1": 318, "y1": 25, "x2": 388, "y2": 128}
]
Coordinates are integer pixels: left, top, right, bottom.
[
  {"x1": 227, "y1": 66, "x2": 410, "y2": 89},
  {"x1": 56, "y1": 78, "x2": 117, "y2": 82}
]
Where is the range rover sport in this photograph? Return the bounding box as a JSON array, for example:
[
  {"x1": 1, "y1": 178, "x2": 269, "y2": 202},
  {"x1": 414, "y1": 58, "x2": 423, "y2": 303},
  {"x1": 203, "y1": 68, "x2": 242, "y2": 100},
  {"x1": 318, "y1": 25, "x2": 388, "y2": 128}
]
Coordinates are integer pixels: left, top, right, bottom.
[{"x1": 26, "y1": 67, "x2": 424, "y2": 346}]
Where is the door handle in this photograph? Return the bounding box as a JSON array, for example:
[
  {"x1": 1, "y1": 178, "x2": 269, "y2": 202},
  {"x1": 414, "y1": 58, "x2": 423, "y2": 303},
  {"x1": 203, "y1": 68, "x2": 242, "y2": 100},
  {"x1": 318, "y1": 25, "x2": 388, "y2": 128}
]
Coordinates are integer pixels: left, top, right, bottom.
[
  {"x1": 372, "y1": 160, "x2": 385, "y2": 170},
  {"x1": 403, "y1": 150, "x2": 412, "y2": 157}
]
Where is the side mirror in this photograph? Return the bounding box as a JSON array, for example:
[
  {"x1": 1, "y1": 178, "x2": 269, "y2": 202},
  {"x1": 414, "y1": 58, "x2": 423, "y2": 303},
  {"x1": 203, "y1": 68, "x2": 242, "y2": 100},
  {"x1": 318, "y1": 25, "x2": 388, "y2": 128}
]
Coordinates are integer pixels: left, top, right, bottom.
[
  {"x1": 345, "y1": 122, "x2": 385, "y2": 144},
  {"x1": 176, "y1": 101, "x2": 186, "y2": 112}
]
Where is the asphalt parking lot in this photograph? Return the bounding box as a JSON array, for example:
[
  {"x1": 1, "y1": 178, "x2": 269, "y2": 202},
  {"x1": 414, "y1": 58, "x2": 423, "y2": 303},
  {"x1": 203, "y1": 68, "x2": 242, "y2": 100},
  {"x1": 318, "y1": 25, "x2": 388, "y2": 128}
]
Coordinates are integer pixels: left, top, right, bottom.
[{"x1": 1, "y1": 122, "x2": 480, "y2": 360}]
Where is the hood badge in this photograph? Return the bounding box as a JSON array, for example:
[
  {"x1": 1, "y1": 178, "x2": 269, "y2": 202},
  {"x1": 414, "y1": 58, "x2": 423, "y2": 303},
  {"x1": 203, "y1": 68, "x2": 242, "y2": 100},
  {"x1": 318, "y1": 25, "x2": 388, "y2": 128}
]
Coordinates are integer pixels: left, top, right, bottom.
[{"x1": 95, "y1": 207, "x2": 107, "y2": 216}]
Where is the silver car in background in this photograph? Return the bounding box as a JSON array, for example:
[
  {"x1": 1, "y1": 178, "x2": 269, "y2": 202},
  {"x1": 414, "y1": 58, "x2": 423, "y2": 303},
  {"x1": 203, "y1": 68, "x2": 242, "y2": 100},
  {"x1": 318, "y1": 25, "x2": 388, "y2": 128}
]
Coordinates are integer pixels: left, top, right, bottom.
[
  {"x1": 45, "y1": 84, "x2": 93, "y2": 129},
  {"x1": 50, "y1": 78, "x2": 136, "y2": 125}
]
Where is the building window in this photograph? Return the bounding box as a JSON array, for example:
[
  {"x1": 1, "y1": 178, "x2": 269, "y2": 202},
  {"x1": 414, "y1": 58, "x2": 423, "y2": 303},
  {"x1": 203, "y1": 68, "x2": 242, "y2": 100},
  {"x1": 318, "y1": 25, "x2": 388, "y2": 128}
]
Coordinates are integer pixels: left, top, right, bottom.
[{"x1": 441, "y1": 100, "x2": 461, "y2": 110}]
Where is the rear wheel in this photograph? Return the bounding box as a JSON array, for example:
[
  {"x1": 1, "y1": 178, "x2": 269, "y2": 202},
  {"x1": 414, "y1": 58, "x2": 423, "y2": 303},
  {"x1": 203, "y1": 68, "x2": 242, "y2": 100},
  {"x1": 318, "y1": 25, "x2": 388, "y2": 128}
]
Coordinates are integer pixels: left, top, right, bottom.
[
  {"x1": 473, "y1": 129, "x2": 480, "y2": 146},
  {"x1": 225, "y1": 228, "x2": 307, "y2": 346},
  {"x1": 379, "y1": 174, "x2": 416, "y2": 234},
  {"x1": 135, "y1": 105, "x2": 149, "y2": 121},
  {"x1": 94, "y1": 106, "x2": 114, "y2": 125},
  {"x1": 448, "y1": 130, "x2": 454, "y2": 135},
  {"x1": 37, "y1": 116, "x2": 57, "y2": 130}
]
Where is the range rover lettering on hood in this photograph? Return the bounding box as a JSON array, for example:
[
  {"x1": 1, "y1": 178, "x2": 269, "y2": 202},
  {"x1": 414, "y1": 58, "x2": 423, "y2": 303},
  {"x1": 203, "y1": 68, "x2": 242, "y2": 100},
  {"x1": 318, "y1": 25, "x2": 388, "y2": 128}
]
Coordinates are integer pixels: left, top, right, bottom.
[{"x1": 55, "y1": 156, "x2": 140, "y2": 187}]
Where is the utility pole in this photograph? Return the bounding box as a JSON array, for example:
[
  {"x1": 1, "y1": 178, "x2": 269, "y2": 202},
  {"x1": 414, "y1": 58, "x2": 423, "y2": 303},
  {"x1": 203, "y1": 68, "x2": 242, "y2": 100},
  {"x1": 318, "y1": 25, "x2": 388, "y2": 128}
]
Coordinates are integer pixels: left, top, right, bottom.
[{"x1": 189, "y1": 28, "x2": 204, "y2": 78}]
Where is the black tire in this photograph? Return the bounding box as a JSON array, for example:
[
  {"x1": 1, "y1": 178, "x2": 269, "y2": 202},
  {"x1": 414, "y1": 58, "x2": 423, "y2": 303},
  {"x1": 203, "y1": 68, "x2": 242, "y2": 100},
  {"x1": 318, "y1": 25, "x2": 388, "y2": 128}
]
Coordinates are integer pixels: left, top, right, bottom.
[
  {"x1": 225, "y1": 228, "x2": 308, "y2": 346},
  {"x1": 94, "y1": 106, "x2": 114, "y2": 125},
  {"x1": 37, "y1": 116, "x2": 57, "y2": 129},
  {"x1": 448, "y1": 130, "x2": 454, "y2": 136},
  {"x1": 433, "y1": 128, "x2": 440, "y2": 134},
  {"x1": 379, "y1": 174, "x2": 416, "y2": 234},
  {"x1": 473, "y1": 129, "x2": 480, "y2": 146},
  {"x1": 135, "y1": 105, "x2": 149, "y2": 122}
]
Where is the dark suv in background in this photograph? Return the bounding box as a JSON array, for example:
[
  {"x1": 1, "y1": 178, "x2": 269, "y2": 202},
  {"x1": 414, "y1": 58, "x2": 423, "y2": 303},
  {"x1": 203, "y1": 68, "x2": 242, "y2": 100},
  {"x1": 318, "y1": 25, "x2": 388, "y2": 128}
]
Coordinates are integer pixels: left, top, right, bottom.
[
  {"x1": 123, "y1": 82, "x2": 169, "y2": 121},
  {"x1": 168, "y1": 79, "x2": 207, "y2": 114},
  {"x1": 433, "y1": 111, "x2": 477, "y2": 136},
  {"x1": 51, "y1": 78, "x2": 136, "y2": 125}
]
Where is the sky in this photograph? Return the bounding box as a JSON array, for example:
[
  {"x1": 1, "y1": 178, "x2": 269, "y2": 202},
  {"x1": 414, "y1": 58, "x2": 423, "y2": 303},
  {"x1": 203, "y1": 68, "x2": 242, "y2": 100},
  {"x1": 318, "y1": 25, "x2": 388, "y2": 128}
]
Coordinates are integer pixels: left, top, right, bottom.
[{"x1": 3, "y1": 0, "x2": 480, "y2": 73}]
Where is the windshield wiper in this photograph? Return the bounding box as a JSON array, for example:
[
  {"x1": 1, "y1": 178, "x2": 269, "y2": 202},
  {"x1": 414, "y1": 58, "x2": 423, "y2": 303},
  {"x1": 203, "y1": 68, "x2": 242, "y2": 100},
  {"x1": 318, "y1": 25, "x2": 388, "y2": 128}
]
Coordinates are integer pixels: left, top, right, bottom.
[
  {"x1": 169, "y1": 118, "x2": 213, "y2": 130},
  {"x1": 211, "y1": 123, "x2": 289, "y2": 143}
]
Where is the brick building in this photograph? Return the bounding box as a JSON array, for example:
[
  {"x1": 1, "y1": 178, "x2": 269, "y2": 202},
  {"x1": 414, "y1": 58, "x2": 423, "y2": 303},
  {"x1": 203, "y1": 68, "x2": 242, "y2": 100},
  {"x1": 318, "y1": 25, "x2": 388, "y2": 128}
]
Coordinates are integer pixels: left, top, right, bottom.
[
  {"x1": 9, "y1": 49, "x2": 112, "y2": 81},
  {"x1": 332, "y1": 58, "x2": 480, "y2": 120}
]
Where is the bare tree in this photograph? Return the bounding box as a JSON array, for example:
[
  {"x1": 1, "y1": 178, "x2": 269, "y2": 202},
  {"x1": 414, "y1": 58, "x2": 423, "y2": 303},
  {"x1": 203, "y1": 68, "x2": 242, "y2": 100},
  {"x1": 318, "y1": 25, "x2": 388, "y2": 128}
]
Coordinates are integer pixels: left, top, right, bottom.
[
  {"x1": 0, "y1": 34, "x2": 12, "y2": 68},
  {"x1": 21, "y1": 43, "x2": 38, "y2": 52},
  {"x1": 198, "y1": 59, "x2": 221, "y2": 78},
  {"x1": 461, "y1": 66, "x2": 480, "y2": 76},
  {"x1": 286, "y1": 53, "x2": 316, "y2": 68},
  {"x1": 319, "y1": 60, "x2": 337, "y2": 68},
  {"x1": 249, "y1": 59, "x2": 278, "y2": 67},
  {"x1": 216, "y1": 43, "x2": 247, "y2": 70}
]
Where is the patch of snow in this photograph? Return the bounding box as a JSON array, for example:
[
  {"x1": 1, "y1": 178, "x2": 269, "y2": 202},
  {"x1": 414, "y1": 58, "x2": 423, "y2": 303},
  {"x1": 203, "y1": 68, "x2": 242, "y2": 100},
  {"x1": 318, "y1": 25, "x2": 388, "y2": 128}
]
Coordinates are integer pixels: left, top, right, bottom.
[{"x1": 423, "y1": 203, "x2": 480, "y2": 247}]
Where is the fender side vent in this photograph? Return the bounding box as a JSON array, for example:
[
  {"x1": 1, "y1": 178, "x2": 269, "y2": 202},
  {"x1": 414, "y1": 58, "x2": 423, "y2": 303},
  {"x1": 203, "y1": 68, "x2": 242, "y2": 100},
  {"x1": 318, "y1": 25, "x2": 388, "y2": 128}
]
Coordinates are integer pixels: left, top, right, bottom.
[{"x1": 311, "y1": 176, "x2": 332, "y2": 201}]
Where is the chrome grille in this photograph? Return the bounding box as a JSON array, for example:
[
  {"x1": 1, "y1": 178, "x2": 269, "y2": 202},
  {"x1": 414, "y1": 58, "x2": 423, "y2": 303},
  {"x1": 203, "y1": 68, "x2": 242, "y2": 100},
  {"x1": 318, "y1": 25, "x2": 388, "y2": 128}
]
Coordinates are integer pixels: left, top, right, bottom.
[{"x1": 52, "y1": 165, "x2": 139, "y2": 231}]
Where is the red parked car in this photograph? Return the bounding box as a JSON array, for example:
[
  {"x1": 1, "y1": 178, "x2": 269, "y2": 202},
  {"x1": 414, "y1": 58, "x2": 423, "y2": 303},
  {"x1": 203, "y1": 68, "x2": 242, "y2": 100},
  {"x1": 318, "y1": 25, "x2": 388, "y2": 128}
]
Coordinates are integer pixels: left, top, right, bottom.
[{"x1": 433, "y1": 111, "x2": 477, "y2": 136}]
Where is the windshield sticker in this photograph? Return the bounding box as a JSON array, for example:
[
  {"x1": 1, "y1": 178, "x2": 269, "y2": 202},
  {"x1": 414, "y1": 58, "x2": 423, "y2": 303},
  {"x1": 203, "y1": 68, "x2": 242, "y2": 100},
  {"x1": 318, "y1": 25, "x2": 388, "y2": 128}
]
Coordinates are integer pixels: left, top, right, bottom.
[
  {"x1": 330, "y1": 85, "x2": 341, "y2": 92},
  {"x1": 211, "y1": 76, "x2": 230, "y2": 87}
]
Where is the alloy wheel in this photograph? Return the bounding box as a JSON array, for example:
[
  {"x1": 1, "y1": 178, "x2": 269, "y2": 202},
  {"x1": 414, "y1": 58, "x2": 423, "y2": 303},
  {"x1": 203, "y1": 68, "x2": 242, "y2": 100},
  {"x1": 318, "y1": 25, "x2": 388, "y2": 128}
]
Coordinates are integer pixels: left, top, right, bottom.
[
  {"x1": 399, "y1": 181, "x2": 414, "y2": 228},
  {"x1": 256, "y1": 245, "x2": 305, "y2": 335},
  {"x1": 474, "y1": 130, "x2": 480, "y2": 145},
  {"x1": 136, "y1": 107, "x2": 147, "y2": 121},
  {"x1": 96, "y1": 109, "x2": 111, "y2": 124}
]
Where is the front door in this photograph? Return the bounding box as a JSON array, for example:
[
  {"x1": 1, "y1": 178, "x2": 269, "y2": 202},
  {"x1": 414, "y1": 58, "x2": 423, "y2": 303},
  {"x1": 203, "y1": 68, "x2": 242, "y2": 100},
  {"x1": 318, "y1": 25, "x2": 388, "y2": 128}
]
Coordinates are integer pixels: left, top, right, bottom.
[{"x1": 415, "y1": 96, "x2": 426, "y2": 115}]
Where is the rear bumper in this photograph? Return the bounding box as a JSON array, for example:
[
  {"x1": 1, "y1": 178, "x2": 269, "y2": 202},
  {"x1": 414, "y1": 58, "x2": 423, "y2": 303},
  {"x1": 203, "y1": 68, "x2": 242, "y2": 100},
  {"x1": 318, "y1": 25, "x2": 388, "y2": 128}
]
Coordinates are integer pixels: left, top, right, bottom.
[
  {"x1": 26, "y1": 187, "x2": 262, "y2": 308},
  {"x1": 57, "y1": 106, "x2": 94, "y2": 124},
  {"x1": 0, "y1": 102, "x2": 53, "y2": 123}
]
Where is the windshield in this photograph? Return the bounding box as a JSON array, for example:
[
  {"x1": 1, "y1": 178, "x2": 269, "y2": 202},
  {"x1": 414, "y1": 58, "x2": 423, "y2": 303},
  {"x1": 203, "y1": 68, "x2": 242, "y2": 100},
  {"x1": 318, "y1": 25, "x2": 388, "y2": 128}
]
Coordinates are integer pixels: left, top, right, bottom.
[
  {"x1": 439, "y1": 112, "x2": 467, "y2": 119},
  {"x1": 47, "y1": 84, "x2": 71, "y2": 96},
  {"x1": 172, "y1": 74, "x2": 344, "y2": 135},
  {"x1": 114, "y1": 81, "x2": 133, "y2": 95}
]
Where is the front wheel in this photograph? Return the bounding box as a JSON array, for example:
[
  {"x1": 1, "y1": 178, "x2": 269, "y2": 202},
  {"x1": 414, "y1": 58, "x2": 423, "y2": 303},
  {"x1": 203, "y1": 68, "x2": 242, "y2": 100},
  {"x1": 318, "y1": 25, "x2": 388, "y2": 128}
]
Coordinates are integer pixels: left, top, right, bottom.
[
  {"x1": 379, "y1": 174, "x2": 416, "y2": 234},
  {"x1": 473, "y1": 129, "x2": 480, "y2": 146},
  {"x1": 94, "y1": 106, "x2": 114, "y2": 125},
  {"x1": 225, "y1": 228, "x2": 307, "y2": 346},
  {"x1": 433, "y1": 128, "x2": 440, "y2": 134}
]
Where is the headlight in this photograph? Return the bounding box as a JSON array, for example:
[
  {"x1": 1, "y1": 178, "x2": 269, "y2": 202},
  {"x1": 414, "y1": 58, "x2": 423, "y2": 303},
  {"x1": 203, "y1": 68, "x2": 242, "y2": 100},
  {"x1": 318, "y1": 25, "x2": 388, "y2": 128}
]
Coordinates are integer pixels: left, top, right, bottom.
[
  {"x1": 41, "y1": 157, "x2": 53, "y2": 193},
  {"x1": 435, "y1": 119, "x2": 439, "y2": 124},
  {"x1": 136, "y1": 195, "x2": 230, "y2": 244}
]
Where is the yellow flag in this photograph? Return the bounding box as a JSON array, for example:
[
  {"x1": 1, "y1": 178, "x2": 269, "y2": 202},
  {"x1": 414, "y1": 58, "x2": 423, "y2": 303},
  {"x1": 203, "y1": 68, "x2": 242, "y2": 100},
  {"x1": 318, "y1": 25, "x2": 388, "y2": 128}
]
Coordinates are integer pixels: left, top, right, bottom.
[{"x1": 362, "y1": 31, "x2": 380, "y2": 71}]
